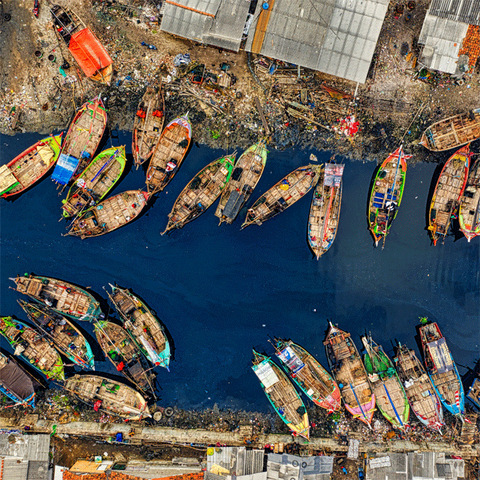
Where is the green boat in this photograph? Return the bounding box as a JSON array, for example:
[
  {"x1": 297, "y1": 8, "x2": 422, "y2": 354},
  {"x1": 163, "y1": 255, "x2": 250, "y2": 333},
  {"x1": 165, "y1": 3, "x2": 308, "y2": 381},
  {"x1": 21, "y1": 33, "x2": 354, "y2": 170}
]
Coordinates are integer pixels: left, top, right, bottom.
[
  {"x1": 62, "y1": 146, "x2": 127, "y2": 218},
  {"x1": 11, "y1": 274, "x2": 103, "y2": 322},
  {"x1": 106, "y1": 284, "x2": 171, "y2": 370},
  {"x1": 162, "y1": 153, "x2": 236, "y2": 234},
  {"x1": 19, "y1": 300, "x2": 95, "y2": 371},
  {"x1": 252, "y1": 349, "x2": 310, "y2": 440},
  {"x1": 215, "y1": 140, "x2": 268, "y2": 225},
  {"x1": 0, "y1": 316, "x2": 65, "y2": 381},
  {"x1": 0, "y1": 134, "x2": 63, "y2": 198},
  {"x1": 362, "y1": 335, "x2": 410, "y2": 430},
  {"x1": 367, "y1": 146, "x2": 408, "y2": 247}
]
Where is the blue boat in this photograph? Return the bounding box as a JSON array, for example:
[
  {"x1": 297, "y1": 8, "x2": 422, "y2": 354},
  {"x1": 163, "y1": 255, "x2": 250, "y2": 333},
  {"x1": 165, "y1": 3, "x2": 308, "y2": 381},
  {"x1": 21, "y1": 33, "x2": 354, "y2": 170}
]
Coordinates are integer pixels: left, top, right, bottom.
[
  {"x1": 0, "y1": 351, "x2": 36, "y2": 407},
  {"x1": 419, "y1": 319, "x2": 464, "y2": 419}
]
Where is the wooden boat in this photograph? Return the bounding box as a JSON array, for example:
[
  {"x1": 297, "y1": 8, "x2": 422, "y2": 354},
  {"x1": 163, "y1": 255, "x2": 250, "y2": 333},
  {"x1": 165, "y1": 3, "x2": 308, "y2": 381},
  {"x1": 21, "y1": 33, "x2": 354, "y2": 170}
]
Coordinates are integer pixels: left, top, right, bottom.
[
  {"x1": 94, "y1": 320, "x2": 157, "y2": 397},
  {"x1": 64, "y1": 374, "x2": 151, "y2": 420},
  {"x1": 133, "y1": 84, "x2": 166, "y2": 167},
  {"x1": 0, "y1": 351, "x2": 36, "y2": 407},
  {"x1": 66, "y1": 190, "x2": 149, "y2": 239},
  {"x1": 367, "y1": 146, "x2": 408, "y2": 247},
  {"x1": 19, "y1": 300, "x2": 95, "y2": 371},
  {"x1": 419, "y1": 319, "x2": 465, "y2": 418},
  {"x1": 252, "y1": 350, "x2": 310, "y2": 440},
  {"x1": 162, "y1": 154, "x2": 236, "y2": 234},
  {"x1": 215, "y1": 141, "x2": 268, "y2": 225},
  {"x1": 393, "y1": 343, "x2": 444, "y2": 431},
  {"x1": 428, "y1": 145, "x2": 470, "y2": 245},
  {"x1": 0, "y1": 134, "x2": 63, "y2": 198},
  {"x1": 241, "y1": 165, "x2": 321, "y2": 229},
  {"x1": 0, "y1": 316, "x2": 65, "y2": 381},
  {"x1": 146, "y1": 114, "x2": 192, "y2": 193},
  {"x1": 51, "y1": 5, "x2": 113, "y2": 85},
  {"x1": 323, "y1": 323, "x2": 376, "y2": 427},
  {"x1": 362, "y1": 335, "x2": 410, "y2": 430},
  {"x1": 51, "y1": 96, "x2": 107, "y2": 186},
  {"x1": 308, "y1": 163, "x2": 344, "y2": 258},
  {"x1": 459, "y1": 157, "x2": 480, "y2": 242},
  {"x1": 467, "y1": 378, "x2": 480, "y2": 411},
  {"x1": 61, "y1": 146, "x2": 127, "y2": 219},
  {"x1": 420, "y1": 108, "x2": 480, "y2": 152},
  {"x1": 107, "y1": 284, "x2": 170, "y2": 370},
  {"x1": 11, "y1": 274, "x2": 102, "y2": 322},
  {"x1": 273, "y1": 338, "x2": 342, "y2": 413}
]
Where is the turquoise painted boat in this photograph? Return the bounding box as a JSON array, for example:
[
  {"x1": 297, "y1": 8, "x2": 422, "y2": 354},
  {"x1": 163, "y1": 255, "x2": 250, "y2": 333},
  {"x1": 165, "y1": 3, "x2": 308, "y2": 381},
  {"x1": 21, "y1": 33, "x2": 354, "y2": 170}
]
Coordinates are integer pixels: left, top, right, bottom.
[
  {"x1": 0, "y1": 134, "x2": 63, "y2": 198},
  {"x1": 0, "y1": 351, "x2": 36, "y2": 407},
  {"x1": 62, "y1": 146, "x2": 127, "y2": 218},
  {"x1": 107, "y1": 284, "x2": 171, "y2": 370},
  {"x1": 19, "y1": 300, "x2": 95, "y2": 371},
  {"x1": 162, "y1": 153, "x2": 236, "y2": 234},
  {"x1": 362, "y1": 335, "x2": 410, "y2": 430},
  {"x1": 11, "y1": 274, "x2": 102, "y2": 321},
  {"x1": 252, "y1": 349, "x2": 310, "y2": 440},
  {"x1": 459, "y1": 157, "x2": 480, "y2": 242},
  {"x1": 419, "y1": 319, "x2": 465, "y2": 419},
  {"x1": 0, "y1": 316, "x2": 65, "y2": 381}
]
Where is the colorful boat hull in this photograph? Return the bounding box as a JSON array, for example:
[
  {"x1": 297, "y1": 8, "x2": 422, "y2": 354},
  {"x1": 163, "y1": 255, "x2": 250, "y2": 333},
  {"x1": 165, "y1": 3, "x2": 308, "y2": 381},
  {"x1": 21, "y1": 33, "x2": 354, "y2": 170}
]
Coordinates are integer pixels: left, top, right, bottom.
[
  {"x1": 458, "y1": 158, "x2": 480, "y2": 242},
  {"x1": 0, "y1": 134, "x2": 63, "y2": 198},
  {"x1": 0, "y1": 352, "x2": 36, "y2": 407}
]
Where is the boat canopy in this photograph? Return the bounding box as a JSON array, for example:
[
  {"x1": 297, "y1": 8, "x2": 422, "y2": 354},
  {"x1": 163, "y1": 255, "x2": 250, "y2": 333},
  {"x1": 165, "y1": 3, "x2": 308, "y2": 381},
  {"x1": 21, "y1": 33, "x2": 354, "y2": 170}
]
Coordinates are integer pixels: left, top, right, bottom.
[
  {"x1": 52, "y1": 153, "x2": 80, "y2": 185},
  {"x1": 223, "y1": 190, "x2": 245, "y2": 220},
  {"x1": 254, "y1": 361, "x2": 279, "y2": 389},
  {"x1": 69, "y1": 28, "x2": 112, "y2": 78},
  {"x1": 427, "y1": 337, "x2": 453, "y2": 374},
  {"x1": 324, "y1": 163, "x2": 345, "y2": 187},
  {"x1": 0, "y1": 165, "x2": 20, "y2": 194},
  {"x1": 0, "y1": 358, "x2": 35, "y2": 403},
  {"x1": 277, "y1": 346, "x2": 305, "y2": 374}
]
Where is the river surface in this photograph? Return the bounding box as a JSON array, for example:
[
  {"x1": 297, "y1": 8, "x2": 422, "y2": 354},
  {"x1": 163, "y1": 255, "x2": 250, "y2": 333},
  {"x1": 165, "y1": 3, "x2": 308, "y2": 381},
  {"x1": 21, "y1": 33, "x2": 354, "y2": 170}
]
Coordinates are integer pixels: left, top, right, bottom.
[{"x1": 1, "y1": 131, "x2": 479, "y2": 411}]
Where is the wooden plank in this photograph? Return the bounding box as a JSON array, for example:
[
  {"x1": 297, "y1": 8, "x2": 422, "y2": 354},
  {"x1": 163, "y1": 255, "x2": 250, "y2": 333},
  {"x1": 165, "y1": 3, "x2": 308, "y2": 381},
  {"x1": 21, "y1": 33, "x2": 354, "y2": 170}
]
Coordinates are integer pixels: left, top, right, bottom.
[
  {"x1": 251, "y1": 0, "x2": 275, "y2": 54},
  {"x1": 254, "y1": 96, "x2": 271, "y2": 136}
]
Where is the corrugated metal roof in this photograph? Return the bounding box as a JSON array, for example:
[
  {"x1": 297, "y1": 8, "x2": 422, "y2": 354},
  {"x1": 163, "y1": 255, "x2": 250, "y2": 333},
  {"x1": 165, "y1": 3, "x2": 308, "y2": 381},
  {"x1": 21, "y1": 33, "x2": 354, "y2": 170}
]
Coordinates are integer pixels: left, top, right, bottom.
[
  {"x1": 418, "y1": 12, "x2": 469, "y2": 73},
  {"x1": 4, "y1": 458, "x2": 29, "y2": 480},
  {"x1": 0, "y1": 434, "x2": 50, "y2": 462},
  {"x1": 245, "y1": 0, "x2": 389, "y2": 84},
  {"x1": 428, "y1": 0, "x2": 480, "y2": 25},
  {"x1": 207, "y1": 447, "x2": 265, "y2": 477},
  {"x1": 161, "y1": 0, "x2": 251, "y2": 52},
  {"x1": 267, "y1": 454, "x2": 334, "y2": 480}
]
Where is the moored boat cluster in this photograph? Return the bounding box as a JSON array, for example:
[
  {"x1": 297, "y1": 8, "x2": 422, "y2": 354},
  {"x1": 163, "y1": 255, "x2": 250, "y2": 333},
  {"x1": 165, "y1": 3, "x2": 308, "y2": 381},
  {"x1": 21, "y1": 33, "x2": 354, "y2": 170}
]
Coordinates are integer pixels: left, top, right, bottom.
[
  {"x1": 0, "y1": 273, "x2": 171, "y2": 420},
  {"x1": 252, "y1": 318, "x2": 474, "y2": 441},
  {"x1": 1, "y1": 92, "x2": 480, "y2": 251}
]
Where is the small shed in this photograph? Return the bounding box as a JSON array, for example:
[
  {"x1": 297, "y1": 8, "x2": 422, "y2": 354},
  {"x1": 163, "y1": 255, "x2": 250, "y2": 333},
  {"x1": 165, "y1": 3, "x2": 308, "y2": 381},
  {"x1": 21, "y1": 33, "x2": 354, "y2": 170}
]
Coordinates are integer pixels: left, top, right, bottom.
[{"x1": 418, "y1": 0, "x2": 480, "y2": 74}]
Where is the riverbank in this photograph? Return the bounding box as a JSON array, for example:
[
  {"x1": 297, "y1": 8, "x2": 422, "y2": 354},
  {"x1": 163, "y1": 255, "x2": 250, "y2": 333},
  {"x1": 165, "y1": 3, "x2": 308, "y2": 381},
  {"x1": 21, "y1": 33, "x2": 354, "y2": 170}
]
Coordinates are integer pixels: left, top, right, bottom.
[{"x1": 1, "y1": 0, "x2": 480, "y2": 162}]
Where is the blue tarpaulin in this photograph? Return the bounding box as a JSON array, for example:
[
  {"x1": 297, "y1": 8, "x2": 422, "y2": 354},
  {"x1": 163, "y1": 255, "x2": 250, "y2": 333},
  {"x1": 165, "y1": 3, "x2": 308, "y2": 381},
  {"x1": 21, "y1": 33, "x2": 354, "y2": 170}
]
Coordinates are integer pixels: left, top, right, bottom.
[
  {"x1": 116, "y1": 432, "x2": 123, "y2": 442},
  {"x1": 52, "y1": 154, "x2": 80, "y2": 185}
]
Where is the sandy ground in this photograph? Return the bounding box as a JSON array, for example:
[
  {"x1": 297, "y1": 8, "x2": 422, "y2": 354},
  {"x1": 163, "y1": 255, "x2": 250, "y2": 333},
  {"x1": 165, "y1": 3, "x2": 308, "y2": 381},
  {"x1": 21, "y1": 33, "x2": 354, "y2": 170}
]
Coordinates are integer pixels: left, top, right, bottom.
[{"x1": 1, "y1": 0, "x2": 479, "y2": 161}]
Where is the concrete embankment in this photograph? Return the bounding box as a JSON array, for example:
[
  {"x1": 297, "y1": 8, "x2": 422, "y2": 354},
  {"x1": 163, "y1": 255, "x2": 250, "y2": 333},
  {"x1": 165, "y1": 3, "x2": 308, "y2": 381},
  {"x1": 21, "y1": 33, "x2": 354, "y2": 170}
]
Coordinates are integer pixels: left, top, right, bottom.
[{"x1": 1, "y1": 414, "x2": 478, "y2": 458}]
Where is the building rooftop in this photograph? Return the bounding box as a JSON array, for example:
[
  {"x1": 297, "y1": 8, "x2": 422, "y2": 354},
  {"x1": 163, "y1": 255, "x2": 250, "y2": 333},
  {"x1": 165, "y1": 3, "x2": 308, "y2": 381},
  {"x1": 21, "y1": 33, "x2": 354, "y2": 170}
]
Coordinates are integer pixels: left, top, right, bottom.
[
  {"x1": 267, "y1": 453, "x2": 334, "y2": 480},
  {"x1": 160, "y1": 0, "x2": 251, "y2": 52},
  {"x1": 365, "y1": 452, "x2": 465, "y2": 480},
  {"x1": 418, "y1": 0, "x2": 480, "y2": 74},
  {"x1": 244, "y1": 0, "x2": 390, "y2": 84}
]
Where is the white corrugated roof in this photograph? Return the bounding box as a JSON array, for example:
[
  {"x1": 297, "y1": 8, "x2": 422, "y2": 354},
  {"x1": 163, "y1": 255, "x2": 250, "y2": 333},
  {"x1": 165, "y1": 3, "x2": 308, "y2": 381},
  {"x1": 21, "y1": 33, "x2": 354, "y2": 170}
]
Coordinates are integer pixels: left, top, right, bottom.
[{"x1": 245, "y1": 0, "x2": 389, "y2": 84}]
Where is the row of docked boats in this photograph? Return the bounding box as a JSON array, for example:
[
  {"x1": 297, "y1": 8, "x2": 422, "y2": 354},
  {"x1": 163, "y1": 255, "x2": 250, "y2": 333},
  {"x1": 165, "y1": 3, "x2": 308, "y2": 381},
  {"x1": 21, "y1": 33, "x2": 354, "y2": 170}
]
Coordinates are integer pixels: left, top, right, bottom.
[
  {"x1": 0, "y1": 274, "x2": 171, "y2": 419},
  {"x1": 1, "y1": 93, "x2": 479, "y2": 248},
  {"x1": 252, "y1": 319, "x2": 468, "y2": 441}
]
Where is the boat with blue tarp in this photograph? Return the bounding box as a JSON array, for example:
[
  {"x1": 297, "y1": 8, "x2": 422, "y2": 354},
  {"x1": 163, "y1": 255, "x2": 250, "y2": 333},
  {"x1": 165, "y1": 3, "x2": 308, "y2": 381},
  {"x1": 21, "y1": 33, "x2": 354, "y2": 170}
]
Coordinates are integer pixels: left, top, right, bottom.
[
  {"x1": 418, "y1": 319, "x2": 465, "y2": 419},
  {"x1": 52, "y1": 96, "x2": 107, "y2": 185}
]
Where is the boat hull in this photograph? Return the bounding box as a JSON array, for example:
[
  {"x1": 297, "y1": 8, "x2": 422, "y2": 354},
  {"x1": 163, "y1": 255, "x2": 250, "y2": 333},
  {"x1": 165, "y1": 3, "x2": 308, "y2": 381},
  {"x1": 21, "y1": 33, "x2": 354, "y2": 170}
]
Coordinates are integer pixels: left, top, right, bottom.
[
  {"x1": 0, "y1": 352, "x2": 36, "y2": 408},
  {"x1": 419, "y1": 321, "x2": 465, "y2": 417},
  {"x1": 459, "y1": 158, "x2": 480, "y2": 241},
  {"x1": 12, "y1": 274, "x2": 102, "y2": 321},
  {"x1": 367, "y1": 146, "x2": 407, "y2": 246},
  {"x1": 323, "y1": 324, "x2": 375, "y2": 426},
  {"x1": 428, "y1": 145, "x2": 470, "y2": 245},
  {"x1": 62, "y1": 146, "x2": 127, "y2": 218},
  {"x1": 1, "y1": 134, "x2": 63, "y2": 198}
]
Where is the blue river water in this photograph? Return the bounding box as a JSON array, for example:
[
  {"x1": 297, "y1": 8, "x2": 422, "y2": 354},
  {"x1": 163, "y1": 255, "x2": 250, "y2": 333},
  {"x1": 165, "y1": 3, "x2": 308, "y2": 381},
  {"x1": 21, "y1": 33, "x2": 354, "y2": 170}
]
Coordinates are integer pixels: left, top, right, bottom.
[{"x1": 1, "y1": 131, "x2": 479, "y2": 412}]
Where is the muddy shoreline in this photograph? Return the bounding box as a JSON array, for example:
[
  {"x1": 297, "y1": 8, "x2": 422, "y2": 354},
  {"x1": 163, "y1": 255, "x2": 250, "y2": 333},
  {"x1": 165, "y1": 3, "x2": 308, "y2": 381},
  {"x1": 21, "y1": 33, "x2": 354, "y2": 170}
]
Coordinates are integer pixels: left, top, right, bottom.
[{"x1": 1, "y1": 0, "x2": 479, "y2": 164}]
